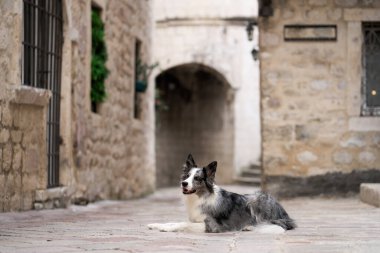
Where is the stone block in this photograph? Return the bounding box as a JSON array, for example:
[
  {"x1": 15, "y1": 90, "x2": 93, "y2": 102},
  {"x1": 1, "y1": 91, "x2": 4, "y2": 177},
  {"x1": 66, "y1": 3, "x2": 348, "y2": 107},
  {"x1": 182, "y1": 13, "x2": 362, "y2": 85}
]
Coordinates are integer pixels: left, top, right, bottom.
[
  {"x1": 22, "y1": 174, "x2": 38, "y2": 192},
  {"x1": 50, "y1": 187, "x2": 67, "y2": 199},
  {"x1": 33, "y1": 202, "x2": 44, "y2": 210},
  {"x1": 261, "y1": 33, "x2": 280, "y2": 47},
  {"x1": 10, "y1": 130, "x2": 22, "y2": 143},
  {"x1": 263, "y1": 125, "x2": 293, "y2": 141},
  {"x1": 295, "y1": 124, "x2": 317, "y2": 141},
  {"x1": 23, "y1": 148, "x2": 39, "y2": 173},
  {"x1": 373, "y1": 134, "x2": 380, "y2": 147},
  {"x1": 2, "y1": 106, "x2": 12, "y2": 127},
  {"x1": 309, "y1": 0, "x2": 327, "y2": 6},
  {"x1": 21, "y1": 194, "x2": 33, "y2": 211},
  {"x1": 4, "y1": 173, "x2": 15, "y2": 196},
  {"x1": 267, "y1": 97, "x2": 281, "y2": 109},
  {"x1": 0, "y1": 129, "x2": 10, "y2": 143},
  {"x1": 344, "y1": 8, "x2": 380, "y2": 21},
  {"x1": 333, "y1": 151, "x2": 353, "y2": 164},
  {"x1": 335, "y1": 0, "x2": 358, "y2": 7},
  {"x1": 282, "y1": 9, "x2": 295, "y2": 19},
  {"x1": 305, "y1": 9, "x2": 327, "y2": 20},
  {"x1": 0, "y1": 174, "x2": 5, "y2": 193},
  {"x1": 10, "y1": 194, "x2": 21, "y2": 211},
  {"x1": 340, "y1": 134, "x2": 366, "y2": 148},
  {"x1": 35, "y1": 189, "x2": 48, "y2": 202},
  {"x1": 358, "y1": 151, "x2": 376, "y2": 165},
  {"x1": 0, "y1": 26, "x2": 10, "y2": 50},
  {"x1": 349, "y1": 117, "x2": 380, "y2": 132},
  {"x1": 310, "y1": 80, "x2": 329, "y2": 91},
  {"x1": 327, "y1": 8, "x2": 342, "y2": 21},
  {"x1": 3, "y1": 143, "x2": 12, "y2": 172},
  {"x1": 264, "y1": 155, "x2": 288, "y2": 170},
  {"x1": 12, "y1": 144, "x2": 22, "y2": 171},
  {"x1": 44, "y1": 200, "x2": 54, "y2": 209},
  {"x1": 360, "y1": 183, "x2": 380, "y2": 207},
  {"x1": 297, "y1": 151, "x2": 318, "y2": 165},
  {"x1": 11, "y1": 86, "x2": 51, "y2": 107}
]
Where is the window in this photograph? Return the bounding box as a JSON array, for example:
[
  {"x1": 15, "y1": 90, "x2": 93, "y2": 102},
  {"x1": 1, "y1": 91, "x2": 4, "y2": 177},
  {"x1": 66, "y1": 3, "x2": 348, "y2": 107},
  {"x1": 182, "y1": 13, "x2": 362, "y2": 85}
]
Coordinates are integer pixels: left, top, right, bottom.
[
  {"x1": 362, "y1": 22, "x2": 380, "y2": 116},
  {"x1": 134, "y1": 39, "x2": 142, "y2": 119},
  {"x1": 22, "y1": 0, "x2": 63, "y2": 187}
]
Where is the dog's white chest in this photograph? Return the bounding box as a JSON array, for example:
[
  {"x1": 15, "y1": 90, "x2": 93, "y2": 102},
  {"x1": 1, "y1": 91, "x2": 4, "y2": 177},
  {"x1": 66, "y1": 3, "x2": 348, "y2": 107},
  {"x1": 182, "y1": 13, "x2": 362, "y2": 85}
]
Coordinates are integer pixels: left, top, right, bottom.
[{"x1": 184, "y1": 194, "x2": 206, "y2": 223}]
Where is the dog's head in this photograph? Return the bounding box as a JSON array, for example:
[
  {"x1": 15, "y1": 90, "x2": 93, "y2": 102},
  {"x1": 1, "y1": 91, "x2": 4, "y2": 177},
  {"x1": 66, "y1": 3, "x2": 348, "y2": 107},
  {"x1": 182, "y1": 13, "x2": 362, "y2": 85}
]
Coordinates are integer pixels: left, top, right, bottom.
[{"x1": 181, "y1": 154, "x2": 217, "y2": 195}]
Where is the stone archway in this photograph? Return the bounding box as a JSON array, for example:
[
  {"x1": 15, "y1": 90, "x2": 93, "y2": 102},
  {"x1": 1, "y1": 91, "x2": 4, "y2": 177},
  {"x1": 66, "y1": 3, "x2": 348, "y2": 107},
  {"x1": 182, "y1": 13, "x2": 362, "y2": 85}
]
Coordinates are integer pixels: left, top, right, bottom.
[{"x1": 155, "y1": 63, "x2": 234, "y2": 187}]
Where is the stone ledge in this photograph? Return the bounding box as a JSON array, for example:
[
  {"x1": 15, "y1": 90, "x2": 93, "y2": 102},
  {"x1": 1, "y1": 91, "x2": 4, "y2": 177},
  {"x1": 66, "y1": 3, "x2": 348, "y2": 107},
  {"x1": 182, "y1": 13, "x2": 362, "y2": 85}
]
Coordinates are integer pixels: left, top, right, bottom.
[
  {"x1": 360, "y1": 183, "x2": 380, "y2": 207},
  {"x1": 264, "y1": 169, "x2": 380, "y2": 198},
  {"x1": 9, "y1": 86, "x2": 51, "y2": 107},
  {"x1": 344, "y1": 8, "x2": 380, "y2": 21},
  {"x1": 34, "y1": 186, "x2": 76, "y2": 210},
  {"x1": 349, "y1": 117, "x2": 380, "y2": 132}
]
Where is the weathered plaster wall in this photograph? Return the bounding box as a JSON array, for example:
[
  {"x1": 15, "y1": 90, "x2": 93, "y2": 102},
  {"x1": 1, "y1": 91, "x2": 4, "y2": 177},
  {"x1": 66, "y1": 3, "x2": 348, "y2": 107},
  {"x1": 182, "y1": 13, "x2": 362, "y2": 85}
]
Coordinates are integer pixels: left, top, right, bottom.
[{"x1": 259, "y1": 0, "x2": 380, "y2": 197}]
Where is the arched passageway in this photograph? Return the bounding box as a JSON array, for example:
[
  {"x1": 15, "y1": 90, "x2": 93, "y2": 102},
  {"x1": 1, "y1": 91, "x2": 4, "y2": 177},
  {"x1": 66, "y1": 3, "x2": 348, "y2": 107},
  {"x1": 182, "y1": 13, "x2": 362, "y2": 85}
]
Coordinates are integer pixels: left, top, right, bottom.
[{"x1": 155, "y1": 63, "x2": 234, "y2": 187}]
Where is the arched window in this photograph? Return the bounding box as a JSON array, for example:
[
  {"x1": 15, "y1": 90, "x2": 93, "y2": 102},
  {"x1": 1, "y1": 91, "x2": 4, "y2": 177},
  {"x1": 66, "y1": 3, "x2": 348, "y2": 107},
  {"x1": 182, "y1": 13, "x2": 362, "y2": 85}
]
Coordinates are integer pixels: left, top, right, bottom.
[{"x1": 22, "y1": 0, "x2": 64, "y2": 188}]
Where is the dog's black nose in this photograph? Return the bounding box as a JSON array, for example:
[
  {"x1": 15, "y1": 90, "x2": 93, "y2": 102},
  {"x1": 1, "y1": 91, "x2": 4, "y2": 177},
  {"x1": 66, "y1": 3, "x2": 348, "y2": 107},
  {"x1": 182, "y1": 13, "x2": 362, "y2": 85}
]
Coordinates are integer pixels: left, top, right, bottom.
[{"x1": 182, "y1": 181, "x2": 188, "y2": 187}]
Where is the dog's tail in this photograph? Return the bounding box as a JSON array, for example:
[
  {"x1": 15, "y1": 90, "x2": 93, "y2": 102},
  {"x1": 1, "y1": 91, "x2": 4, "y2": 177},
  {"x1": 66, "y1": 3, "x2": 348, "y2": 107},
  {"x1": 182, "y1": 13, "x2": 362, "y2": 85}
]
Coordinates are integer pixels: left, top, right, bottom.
[{"x1": 247, "y1": 191, "x2": 296, "y2": 231}]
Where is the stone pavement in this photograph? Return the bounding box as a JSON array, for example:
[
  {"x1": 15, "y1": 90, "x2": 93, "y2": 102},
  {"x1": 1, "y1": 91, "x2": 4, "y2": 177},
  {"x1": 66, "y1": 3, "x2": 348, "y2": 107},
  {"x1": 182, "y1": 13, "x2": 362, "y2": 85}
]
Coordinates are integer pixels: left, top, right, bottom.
[{"x1": 1, "y1": 185, "x2": 380, "y2": 253}]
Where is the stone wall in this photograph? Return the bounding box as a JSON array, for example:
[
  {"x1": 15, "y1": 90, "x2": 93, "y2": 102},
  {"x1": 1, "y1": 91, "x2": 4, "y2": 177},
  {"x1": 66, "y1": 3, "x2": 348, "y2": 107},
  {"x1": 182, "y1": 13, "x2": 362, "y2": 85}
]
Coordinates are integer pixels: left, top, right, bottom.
[
  {"x1": 66, "y1": 0, "x2": 155, "y2": 201},
  {"x1": 0, "y1": 88, "x2": 51, "y2": 211},
  {"x1": 259, "y1": 0, "x2": 380, "y2": 197},
  {"x1": 0, "y1": 0, "x2": 52, "y2": 212},
  {"x1": 0, "y1": 0, "x2": 155, "y2": 212}
]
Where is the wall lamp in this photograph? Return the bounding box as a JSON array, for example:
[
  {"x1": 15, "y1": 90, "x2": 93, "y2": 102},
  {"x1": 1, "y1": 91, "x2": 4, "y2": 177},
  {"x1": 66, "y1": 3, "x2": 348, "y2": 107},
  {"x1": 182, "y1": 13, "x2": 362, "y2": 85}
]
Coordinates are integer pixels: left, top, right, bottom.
[
  {"x1": 251, "y1": 48, "x2": 259, "y2": 61},
  {"x1": 246, "y1": 21, "x2": 256, "y2": 41},
  {"x1": 246, "y1": 21, "x2": 259, "y2": 61}
]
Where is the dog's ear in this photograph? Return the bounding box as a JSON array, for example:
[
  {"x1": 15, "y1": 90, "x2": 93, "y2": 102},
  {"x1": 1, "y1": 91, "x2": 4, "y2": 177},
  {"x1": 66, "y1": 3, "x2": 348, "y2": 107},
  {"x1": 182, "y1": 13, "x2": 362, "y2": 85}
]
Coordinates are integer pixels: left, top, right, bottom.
[
  {"x1": 204, "y1": 161, "x2": 217, "y2": 180},
  {"x1": 183, "y1": 154, "x2": 197, "y2": 173}
]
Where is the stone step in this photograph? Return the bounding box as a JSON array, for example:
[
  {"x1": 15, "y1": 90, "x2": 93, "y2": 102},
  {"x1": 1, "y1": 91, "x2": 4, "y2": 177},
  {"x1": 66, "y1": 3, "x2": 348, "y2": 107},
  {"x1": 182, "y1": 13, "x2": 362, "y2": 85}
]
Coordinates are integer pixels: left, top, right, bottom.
[
  {"x1": 241, "y1": 169, "x2": 261, "y2": 177},
  {"x1": 360, "y1": 183, "x2": 380, "y2": 207},
  {"x1": 234, "y1": 176, "x2": 261, "y2": 185}
]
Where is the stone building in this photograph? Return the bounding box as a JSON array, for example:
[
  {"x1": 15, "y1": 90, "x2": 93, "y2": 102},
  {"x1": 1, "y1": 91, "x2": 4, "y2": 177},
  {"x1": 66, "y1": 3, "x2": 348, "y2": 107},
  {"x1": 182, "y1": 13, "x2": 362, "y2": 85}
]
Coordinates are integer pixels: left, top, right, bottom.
[
  {"x1": 258, "y1": 0, "x2": 380, "y2": 197},
  {"x1": 0, "y1": 0, "x2": 155, "y2": 212},
  {"x1": 153, "y1": 0, "x2": 261, "y2": 186}
]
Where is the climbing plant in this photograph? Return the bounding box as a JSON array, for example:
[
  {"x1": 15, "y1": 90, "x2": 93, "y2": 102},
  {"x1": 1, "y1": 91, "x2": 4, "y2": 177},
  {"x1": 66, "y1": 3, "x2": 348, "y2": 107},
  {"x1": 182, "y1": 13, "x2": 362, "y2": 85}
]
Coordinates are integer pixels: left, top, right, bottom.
[{"x1": 91, "y1": 9, "x2": 108, "y2": 104}]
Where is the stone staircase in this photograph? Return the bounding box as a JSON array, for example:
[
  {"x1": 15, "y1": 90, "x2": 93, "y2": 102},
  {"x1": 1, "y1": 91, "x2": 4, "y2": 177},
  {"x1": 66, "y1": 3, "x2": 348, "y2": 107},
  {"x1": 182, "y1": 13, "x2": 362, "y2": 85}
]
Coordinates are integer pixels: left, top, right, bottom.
[{"x1": 234, "y1": 165, "x2": 261, "y2": 186}]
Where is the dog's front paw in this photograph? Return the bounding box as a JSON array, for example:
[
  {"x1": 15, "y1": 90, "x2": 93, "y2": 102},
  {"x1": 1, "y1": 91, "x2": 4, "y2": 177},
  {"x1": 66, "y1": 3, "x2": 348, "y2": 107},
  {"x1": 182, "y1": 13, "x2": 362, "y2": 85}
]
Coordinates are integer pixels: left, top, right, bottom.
[{"x1": 147, "y1": 222, "x2": 187, "y2": 232}]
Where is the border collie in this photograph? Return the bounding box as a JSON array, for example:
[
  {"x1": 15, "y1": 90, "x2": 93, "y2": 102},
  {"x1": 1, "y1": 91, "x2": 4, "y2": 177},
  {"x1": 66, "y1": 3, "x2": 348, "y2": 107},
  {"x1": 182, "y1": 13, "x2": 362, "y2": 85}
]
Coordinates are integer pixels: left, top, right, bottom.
[{"x1": 148, "y1": 154, "x2": 296, "y2": 233}]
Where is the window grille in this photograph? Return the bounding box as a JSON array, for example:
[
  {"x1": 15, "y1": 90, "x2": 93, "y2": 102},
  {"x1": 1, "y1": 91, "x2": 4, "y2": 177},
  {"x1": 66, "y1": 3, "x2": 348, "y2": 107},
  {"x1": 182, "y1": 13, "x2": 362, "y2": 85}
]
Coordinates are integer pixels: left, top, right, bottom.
[
  {"x1": 23, "y1": 0, "x2": 63, "y2": 187},
  {"x1": 362, "y1": 22, "x2": 380, "y2": 116},
  {"x1": 134, "y1": 39, "x2": 142, "y2": 119}
]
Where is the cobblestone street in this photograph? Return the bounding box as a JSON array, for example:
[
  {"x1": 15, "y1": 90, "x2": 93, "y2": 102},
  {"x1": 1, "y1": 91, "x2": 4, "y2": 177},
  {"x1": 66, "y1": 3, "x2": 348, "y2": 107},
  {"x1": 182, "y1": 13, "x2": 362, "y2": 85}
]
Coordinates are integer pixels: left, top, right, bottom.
[{"x1": 1, "y1": 185, "x2": 380, "y2": 253}]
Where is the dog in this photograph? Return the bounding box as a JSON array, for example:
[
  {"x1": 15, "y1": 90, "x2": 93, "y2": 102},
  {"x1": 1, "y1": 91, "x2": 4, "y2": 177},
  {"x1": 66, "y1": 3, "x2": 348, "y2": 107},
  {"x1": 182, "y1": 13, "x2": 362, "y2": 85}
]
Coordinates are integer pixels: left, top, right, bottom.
[{"x1": 148, "y1": 154, "x2": 296, "y2": 233}]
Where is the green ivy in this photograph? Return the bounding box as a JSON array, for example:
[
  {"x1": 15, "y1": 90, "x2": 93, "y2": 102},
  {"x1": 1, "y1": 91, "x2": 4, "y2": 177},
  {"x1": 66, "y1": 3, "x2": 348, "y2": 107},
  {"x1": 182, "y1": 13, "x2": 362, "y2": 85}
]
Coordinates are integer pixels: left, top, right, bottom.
[{"x1": 91, "y1": 9, "x2": 108, "y2": 103}]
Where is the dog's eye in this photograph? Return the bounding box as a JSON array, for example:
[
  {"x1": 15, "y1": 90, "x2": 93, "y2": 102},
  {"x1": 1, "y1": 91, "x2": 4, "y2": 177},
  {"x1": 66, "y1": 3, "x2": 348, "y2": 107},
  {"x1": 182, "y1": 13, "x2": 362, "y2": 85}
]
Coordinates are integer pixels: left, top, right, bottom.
[{"x1": 194, "y1": 176, "x2": 202, "y2": 181}]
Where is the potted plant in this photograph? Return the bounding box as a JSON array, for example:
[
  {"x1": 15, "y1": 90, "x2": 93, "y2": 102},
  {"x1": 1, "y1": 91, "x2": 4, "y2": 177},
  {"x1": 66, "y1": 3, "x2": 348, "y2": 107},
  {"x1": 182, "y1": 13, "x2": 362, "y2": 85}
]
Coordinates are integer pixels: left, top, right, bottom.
[{"x1": 136, "y1": 59, "x2": 159, "y2": 92}]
